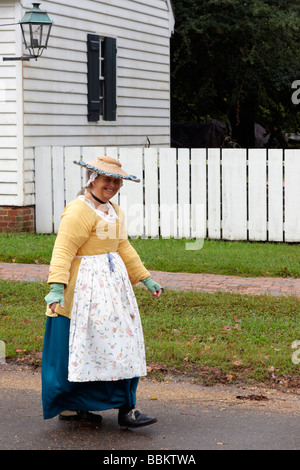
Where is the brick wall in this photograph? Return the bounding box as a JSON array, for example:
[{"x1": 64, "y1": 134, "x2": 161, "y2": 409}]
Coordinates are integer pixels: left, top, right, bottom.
[{"x1": 0, "y1": 206, "x2": 35, "y2": 233}]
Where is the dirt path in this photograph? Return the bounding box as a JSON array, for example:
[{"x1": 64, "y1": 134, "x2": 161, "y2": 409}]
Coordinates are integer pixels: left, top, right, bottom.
[{"x1": 1, "y1": 363, "x2": 299, "y2": 415}]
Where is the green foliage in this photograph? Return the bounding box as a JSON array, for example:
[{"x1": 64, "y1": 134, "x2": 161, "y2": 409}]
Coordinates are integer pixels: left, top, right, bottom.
[{"x1": 171, "y1": 0, "x2": 300, "y2": 131}]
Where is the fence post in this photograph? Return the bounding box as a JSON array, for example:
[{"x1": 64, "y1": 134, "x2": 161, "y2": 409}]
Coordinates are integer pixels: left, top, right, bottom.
[{"x1": 35, "y1": 146, "x2": 53, "y2": 234}]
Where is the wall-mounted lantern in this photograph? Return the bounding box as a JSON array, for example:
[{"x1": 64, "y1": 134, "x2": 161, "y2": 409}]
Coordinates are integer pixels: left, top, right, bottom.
[{"x1": 2, "y1": 3, "x2": 53, "y2": 61}]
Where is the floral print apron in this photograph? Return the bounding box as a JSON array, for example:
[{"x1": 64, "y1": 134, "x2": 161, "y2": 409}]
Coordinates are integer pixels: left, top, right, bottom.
[{"x1": 68, "y1": 252, "x2": 147, "y2": 382}]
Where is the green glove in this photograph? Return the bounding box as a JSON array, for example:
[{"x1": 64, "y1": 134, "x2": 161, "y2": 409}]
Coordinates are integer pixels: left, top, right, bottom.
[
  {"x1": 141, "y1": 276, "x2": 164, "y2": 293},
  {"x1": 45, "y1": 283, "x2": 64, "y2": 306}
]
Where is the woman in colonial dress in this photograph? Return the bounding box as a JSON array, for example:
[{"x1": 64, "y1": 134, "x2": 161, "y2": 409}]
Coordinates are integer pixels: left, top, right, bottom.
[{"x1": 42, "y1": 155, "x2": 163, "y2": 428}]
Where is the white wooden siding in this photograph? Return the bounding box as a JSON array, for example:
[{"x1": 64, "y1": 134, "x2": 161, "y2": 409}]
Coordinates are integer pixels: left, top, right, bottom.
[
  {"x1": 24, "y1": 147, "x2": 35, "y2": 205},
  {"x1": 34, "y1": 146, "x2": 300, "y2": 243},
  {"x1": 22, "y1": 0, "x2": 174, "y2": 151},
  {"x1": 0, "y1": 1, "x2": 24, "y2": 206},
  {"x1": 0, "y1": 2, "x2": 16, "y2": 205}
]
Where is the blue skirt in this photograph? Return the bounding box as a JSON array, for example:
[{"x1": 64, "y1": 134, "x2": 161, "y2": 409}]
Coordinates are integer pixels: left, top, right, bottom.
[{"x1": 42, "y1": 315, "x2": 139, "y2": 420}]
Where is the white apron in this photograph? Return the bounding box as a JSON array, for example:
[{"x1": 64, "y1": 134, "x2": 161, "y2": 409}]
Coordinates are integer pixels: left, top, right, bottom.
[
  {"x1": 68, "y1": 252, "x2": 147, "y2": 382},
  {"x1": 68, "y1": 197, "x2": 147, "y2": 382}
]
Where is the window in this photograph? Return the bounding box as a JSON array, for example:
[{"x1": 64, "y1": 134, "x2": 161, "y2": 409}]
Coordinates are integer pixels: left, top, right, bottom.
[{"x1": 87, "y1": 34, "x2": 117, "y2": 122}]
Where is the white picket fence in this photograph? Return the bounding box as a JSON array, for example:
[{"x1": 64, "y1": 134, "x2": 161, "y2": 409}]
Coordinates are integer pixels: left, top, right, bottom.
[{"x1": 34, "y1": 146, "x2": 300, "y2": 242}]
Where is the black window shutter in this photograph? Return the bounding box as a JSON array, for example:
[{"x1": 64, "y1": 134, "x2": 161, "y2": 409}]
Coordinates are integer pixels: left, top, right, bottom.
[
  {"x1": 87, "y1": 34, "x2": 100, "y2": 122},
  {"x1": 104, "y1": 37, "x2": 117, "y2": 121}
]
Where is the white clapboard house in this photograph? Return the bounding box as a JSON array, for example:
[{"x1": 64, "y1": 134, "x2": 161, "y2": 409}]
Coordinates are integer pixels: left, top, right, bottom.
[{"x1": 0, "y1": 0, "x2": 175, "y2": 231}]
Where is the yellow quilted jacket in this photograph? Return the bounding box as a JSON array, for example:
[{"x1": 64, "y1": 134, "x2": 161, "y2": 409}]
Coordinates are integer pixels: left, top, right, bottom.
[{"x1": 46, "y1": 198, "x2": 150, "y2": 318}]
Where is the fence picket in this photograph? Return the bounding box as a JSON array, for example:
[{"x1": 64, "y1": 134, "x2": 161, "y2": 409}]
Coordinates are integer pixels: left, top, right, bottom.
[
  {"x1": 33, "y1": 146, "x2": 300, "y2": 242},
  {"x1": 103, "y1": 147, "x2": 120, "y2": 205},
  {"x1": 285, "y1": 149, "x2": 300, "y2": 242},
  {"x1": 248, "y1": 149, "x2": 267, "y2": 241},
  {"x1": 222, "y1": 148, "x2": 247, "y2": 240},
  {"x1": 268, "y1": 149, "x2": 283, "y2": 241},
  {"x1": 118, "y1": 148, "x2": 144, "y2": 237},
  {"x1": 207, "y1": 149, "x2": 221, "y2": 239},
  {"x1": 82, "y1": 147, "x2": 106, "y2": 162},
  {"x1": 80, "y1": 147, "x2": 105, "y2": 193},
  {"x1": 178, "y1": 149, "x2": 190, "y2": 238},
  {"x1": 144, "y1": 148, "x2": 159, "y2": 238},
  {"x1": 191, "y1": 148, "x2": 207, "y2": 240},
  {"x1": 35, "y1": 146, "x2": 53, "y2": 233},
  {"x1": 65, "y1": 147, "x2": 82, "y2": 205},
  {"x1": 52, "y1": 147, "x2": 65, "y2": 233},
  {"x1": 159, "y1": 148, "x2": 177, "y2": 238}
]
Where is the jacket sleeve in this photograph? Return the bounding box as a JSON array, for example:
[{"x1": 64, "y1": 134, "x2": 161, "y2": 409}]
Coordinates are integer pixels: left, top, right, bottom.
[
  {"x1": 47, "y1": 201, "x2": 95, "y2": 285},
  {"x1": 117, "y1": 208, "x2": 150, "y2": 285}
]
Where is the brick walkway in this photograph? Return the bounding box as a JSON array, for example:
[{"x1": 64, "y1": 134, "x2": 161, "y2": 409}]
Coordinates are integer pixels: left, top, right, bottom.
[{"x1": 1, "y1": 262, "x2": 300, "y2": 297}]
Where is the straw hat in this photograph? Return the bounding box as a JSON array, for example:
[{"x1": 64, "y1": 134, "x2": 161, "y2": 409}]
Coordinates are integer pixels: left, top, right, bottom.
[{"x1": 73, "y1": 155, "x2": 140, "y2": 182}]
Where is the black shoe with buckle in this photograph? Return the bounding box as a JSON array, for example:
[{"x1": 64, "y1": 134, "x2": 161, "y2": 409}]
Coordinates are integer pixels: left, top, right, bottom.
[
  {"x1": 118, "y1": 407, "x2": 157, "y2": 429},
  {"x1": 59, "y1": 410, "x2": 102, "y2": 423}
]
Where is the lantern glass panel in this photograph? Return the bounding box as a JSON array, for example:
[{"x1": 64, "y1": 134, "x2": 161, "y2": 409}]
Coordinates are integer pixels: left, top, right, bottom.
[{"x1": 21, "y1": 22, "x2": 52, "y2": 57}]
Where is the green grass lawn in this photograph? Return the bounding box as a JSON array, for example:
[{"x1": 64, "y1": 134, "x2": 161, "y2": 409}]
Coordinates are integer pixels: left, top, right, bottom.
[
  {"x1": 1, "y1": 232, "x2": 300, "y2": 278},
  {"x1": 0, "y1": 279, "x2": 299, "y2": 386},
  {"x1": 0, "y1": 233, "x2": 299, "y2": 386}
]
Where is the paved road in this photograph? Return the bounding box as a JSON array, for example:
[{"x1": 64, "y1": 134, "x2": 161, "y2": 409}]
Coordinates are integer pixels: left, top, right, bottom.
[
  {"x1": 1, "y1": 263, "x2": 299, "y2": 452},
  {"x1": 0, "y1": 363, "x2": 299, "y2": 451}
]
